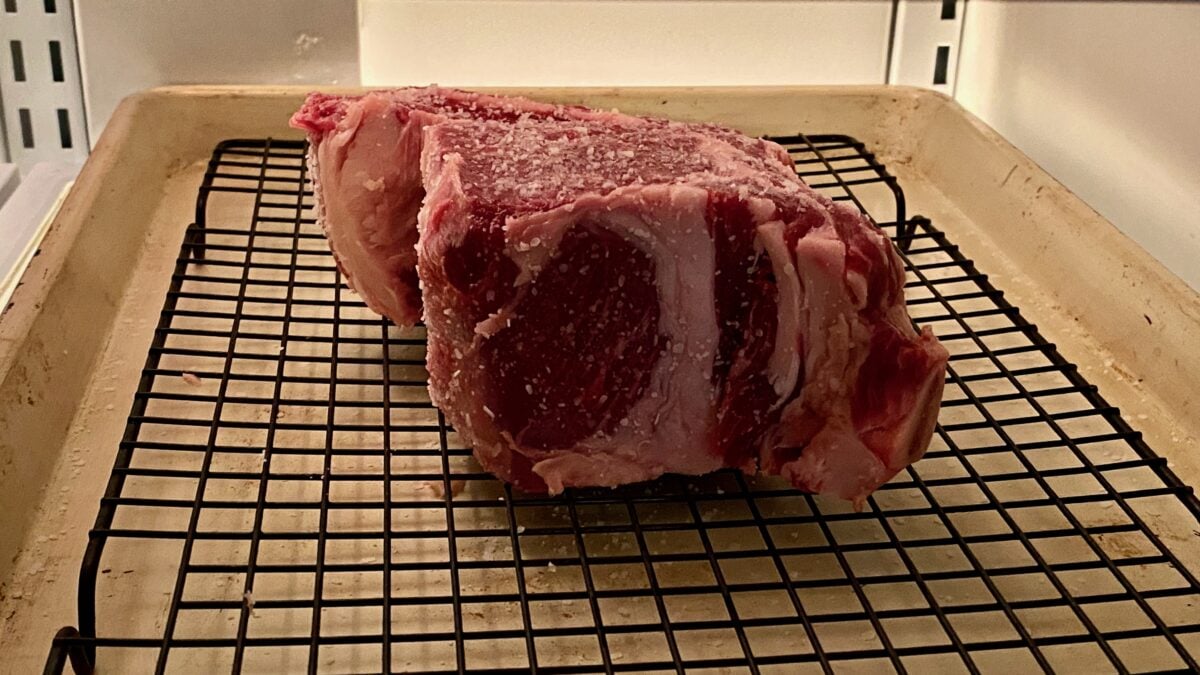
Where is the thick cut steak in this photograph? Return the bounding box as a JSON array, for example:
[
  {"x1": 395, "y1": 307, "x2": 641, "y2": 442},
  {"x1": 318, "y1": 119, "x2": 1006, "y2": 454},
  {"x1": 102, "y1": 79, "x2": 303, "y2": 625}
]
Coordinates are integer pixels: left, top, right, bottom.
[
  {"x1": 290, "y1": 87, "x2": 794, "y2": 326},
  {"x1": 418, "y1": 118, "x2": 948, "y2": 504}
]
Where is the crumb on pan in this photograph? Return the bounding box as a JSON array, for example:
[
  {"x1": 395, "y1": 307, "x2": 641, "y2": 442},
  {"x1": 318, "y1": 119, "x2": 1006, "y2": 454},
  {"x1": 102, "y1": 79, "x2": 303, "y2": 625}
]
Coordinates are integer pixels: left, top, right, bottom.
[{"x1": 420, "y1": 480, "x2": 466, "y2": 498}]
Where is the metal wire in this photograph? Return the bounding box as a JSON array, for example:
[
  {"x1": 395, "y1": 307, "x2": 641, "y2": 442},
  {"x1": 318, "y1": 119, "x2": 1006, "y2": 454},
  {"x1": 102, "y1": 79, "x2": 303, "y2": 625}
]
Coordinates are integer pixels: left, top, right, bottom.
[{"x1": 45, "y1": 136, "x2": 1200, "y2": 674}]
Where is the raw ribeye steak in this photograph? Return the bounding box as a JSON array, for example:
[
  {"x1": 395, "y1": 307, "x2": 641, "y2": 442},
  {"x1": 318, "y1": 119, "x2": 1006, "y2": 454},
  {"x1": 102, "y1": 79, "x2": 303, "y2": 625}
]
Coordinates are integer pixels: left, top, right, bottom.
[
  {"x1": 418, "y1": 117, "x2": 949, "y2": 503},
  {"x1": 289, "y1": 87, "x2": 795, "y2": 325}
]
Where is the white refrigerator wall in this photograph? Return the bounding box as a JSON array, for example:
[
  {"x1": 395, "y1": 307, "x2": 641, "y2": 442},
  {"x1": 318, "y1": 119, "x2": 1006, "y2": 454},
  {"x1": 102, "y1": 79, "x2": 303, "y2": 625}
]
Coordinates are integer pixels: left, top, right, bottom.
[
  {"x1": 957, "y1": 1, "x2": 1200, "y2": 291},
  {"x1": 71, "y1": 0, "x2": 360, "y2": 144},
  {"x1": 21, "y1": 0, "x2": 1200, "y2": 291},
  {"x1": 359, "y1": 0, "x2": 893, "y2": 87}
]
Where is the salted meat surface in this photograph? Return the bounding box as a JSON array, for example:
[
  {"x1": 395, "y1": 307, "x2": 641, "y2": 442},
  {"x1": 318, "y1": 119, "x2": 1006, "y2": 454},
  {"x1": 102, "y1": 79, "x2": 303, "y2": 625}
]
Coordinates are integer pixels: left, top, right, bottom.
[
  {"x1": 289, "y1": 87, "x2": 794, "y2": 326},
  {"x1": 418, "y1": 118, "x2": 949, "y2": 502}
]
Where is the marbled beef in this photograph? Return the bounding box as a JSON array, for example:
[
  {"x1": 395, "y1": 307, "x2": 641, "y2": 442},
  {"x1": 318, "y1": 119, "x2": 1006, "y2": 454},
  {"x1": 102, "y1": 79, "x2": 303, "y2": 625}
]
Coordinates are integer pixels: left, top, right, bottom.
[{"x1": 417, "y1": 117, "x2": 948, "y2": 504}]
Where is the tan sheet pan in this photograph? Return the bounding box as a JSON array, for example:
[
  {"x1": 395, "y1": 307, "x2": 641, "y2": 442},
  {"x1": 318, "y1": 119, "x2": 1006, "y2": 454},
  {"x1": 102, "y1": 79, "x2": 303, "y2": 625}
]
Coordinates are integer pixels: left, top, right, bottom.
[{"x1": 1, "y1": 86, "x2": 1197, "y2": 673}]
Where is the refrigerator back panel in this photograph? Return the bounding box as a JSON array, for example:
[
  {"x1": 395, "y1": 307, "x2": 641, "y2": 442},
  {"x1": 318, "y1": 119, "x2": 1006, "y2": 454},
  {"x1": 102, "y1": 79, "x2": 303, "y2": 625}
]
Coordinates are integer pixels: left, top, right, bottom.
[{"x1": 358, "y1": 0, "x2": 893, "y2": 87}]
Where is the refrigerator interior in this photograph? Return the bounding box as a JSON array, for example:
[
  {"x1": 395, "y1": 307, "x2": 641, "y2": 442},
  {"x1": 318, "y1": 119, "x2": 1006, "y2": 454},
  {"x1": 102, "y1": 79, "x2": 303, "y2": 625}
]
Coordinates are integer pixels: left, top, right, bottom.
[{"x1": 0, "y1": 1, "x2": 1197, "y2": 673}]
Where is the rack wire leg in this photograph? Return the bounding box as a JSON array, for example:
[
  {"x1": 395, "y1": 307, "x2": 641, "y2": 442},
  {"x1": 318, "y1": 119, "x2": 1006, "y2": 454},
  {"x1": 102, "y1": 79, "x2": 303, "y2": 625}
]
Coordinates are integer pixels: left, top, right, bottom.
[
  {"x1": 42, "y1": 627, "x2": 93, "y2": 675},
  {"x1": 77, "y1": 540, "x2": 103, "y2": 667}
]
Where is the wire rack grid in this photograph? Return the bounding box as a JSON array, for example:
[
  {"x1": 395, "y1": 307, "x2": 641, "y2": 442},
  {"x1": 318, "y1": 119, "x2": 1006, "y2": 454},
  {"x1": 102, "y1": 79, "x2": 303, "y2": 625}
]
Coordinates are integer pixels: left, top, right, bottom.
[{"x1": 42, "y1": 134, "x2": 1200, "y2": 675}]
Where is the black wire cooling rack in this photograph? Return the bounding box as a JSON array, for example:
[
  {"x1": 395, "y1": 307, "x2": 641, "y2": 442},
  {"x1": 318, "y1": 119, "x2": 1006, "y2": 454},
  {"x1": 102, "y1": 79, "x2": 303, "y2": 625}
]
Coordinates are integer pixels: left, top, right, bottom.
[{"x1": 44, "y1": 135, "x2": 1200, "y2": 675}]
